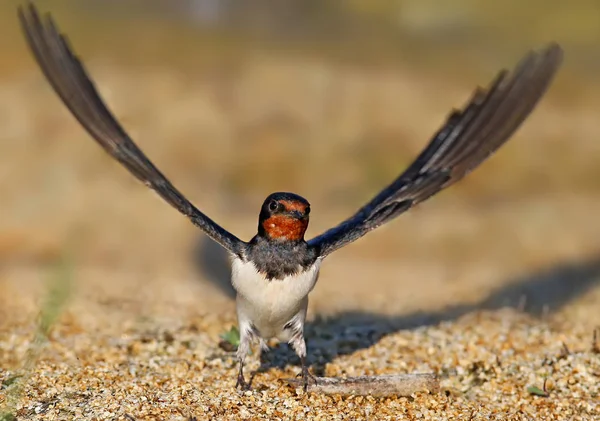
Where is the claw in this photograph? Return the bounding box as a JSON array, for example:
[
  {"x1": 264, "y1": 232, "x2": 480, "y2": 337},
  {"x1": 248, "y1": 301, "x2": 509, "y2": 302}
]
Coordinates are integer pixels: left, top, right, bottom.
[
  {"x1": 236, "y1": 362, "x2": 251, "y2": 391},
  {"x1": 236, "y1": 374, "x2": 250, "y2": 390},
  {"x1": 301, "y1": 367, "x2": 317, "y2": 392},
  {"x1": 300, "y1": 356, "x2": 317, "y2": 392}
]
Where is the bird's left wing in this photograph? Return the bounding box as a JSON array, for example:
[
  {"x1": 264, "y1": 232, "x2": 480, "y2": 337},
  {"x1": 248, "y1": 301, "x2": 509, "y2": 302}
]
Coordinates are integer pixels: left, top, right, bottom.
[
  {"x1": 18, "y1": 3, "x2": 247, "y2": 257},
  {"x1": 308, "y1": 44, "x2": 563, "y2": 259}
]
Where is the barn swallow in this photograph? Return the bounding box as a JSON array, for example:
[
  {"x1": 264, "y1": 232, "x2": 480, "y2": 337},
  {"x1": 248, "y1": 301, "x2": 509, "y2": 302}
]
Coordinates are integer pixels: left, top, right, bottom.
[{"x1": 18, "y1": 3, "x2": 563, "y2": 391}]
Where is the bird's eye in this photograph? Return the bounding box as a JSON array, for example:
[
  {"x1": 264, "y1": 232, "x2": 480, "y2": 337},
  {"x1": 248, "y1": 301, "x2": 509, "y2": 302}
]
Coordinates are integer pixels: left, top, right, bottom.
[
  {"x1": 305, "y1": 206, "x2": 311, "y2": 215},
  {"x1": 268, "y1": 200, "x2": 279, "y2": 212}
]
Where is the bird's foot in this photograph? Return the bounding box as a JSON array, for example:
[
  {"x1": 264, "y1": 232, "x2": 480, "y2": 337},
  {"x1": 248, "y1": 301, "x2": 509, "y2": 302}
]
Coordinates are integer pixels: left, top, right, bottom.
[
  {"x1": 297, "y1": 365, "x2": 318, "y2": 392},
  {"x1": 236, "y1": 361, "x2": 251, "y2": 391},
  {"x1": 236, "y1": 372, "x2": 251, "y2": 391}
]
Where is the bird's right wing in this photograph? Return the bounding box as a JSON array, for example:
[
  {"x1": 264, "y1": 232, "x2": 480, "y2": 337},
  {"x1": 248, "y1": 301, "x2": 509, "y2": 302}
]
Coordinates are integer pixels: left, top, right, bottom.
[{"x1": 18, "y1": 3, "x2": 247, "y2": 257}]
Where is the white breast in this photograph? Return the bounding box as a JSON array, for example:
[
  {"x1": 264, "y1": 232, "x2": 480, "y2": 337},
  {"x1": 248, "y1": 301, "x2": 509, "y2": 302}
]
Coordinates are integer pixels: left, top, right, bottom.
[{"x1": 231, "y1": 257, "x2": 321, "y2": 339}]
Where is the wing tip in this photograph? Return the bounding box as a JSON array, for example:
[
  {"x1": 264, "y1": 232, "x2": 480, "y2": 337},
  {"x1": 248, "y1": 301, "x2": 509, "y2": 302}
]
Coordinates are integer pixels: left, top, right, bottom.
[
  {"x1": 528, "y1": 42, "x2": 564, "y2": 76},
  {"x1": 542, "y1": 42, "x2": 565, "y2": 71}
]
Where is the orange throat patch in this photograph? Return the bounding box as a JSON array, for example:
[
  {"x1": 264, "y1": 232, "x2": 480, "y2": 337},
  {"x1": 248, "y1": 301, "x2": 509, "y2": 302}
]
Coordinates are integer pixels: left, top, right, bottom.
[{"x1": 262, "y1": 215, "x2": 308, "y2": 241}]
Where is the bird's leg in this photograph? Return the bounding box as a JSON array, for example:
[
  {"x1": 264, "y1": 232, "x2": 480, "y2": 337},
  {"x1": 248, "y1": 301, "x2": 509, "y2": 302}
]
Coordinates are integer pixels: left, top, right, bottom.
[
  {"x1": 236, "y1": 359, "x2": 248, "y2": 390},
  {"x1": 235, "y1": 330, "x2": 251, "y2": 390},
  {"x1": 300, "y1": 355, "x2": 317, "y2": 391},
  {"x1": 290, "y1": 333, "x2": 317, "y2": 392}
]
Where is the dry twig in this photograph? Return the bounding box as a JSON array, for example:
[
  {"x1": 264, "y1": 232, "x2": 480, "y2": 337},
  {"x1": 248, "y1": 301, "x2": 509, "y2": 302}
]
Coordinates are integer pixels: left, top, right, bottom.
[{"x1": 284, "y1": 373, "x2": 439, "y2": 397}]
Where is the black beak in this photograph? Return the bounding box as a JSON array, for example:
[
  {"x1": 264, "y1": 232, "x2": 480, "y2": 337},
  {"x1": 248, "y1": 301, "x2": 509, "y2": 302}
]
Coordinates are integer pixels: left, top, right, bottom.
[{"x1": 289, "y1": 210, "x2": 307, "y2": 220}]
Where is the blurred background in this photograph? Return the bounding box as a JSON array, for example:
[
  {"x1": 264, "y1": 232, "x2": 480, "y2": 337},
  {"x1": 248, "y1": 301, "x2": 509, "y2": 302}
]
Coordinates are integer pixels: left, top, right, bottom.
[{"x1": 1, "y1": 0, "x2": 600, "y2": 333}]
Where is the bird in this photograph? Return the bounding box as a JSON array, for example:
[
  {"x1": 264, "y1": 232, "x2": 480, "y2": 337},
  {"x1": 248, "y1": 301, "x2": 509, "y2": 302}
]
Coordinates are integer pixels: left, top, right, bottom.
[{"x1": 18, "y1": 2, "x2": 563, "y2": 392}]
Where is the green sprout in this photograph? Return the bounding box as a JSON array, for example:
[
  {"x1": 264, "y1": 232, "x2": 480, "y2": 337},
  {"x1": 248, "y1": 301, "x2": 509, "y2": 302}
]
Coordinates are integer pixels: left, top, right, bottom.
[
  {"x1": 220, "y1": 326, "x2": 241, "y2": 347},
  {"x1": 527, "y1": 378, "x2": 549, "y2": 398},
  {"x1": 218, "y1": 326, "x2": 243, "y2": 353},
  {"x1": 0, "y1": 254, "x2": 73, "y2": 420}
]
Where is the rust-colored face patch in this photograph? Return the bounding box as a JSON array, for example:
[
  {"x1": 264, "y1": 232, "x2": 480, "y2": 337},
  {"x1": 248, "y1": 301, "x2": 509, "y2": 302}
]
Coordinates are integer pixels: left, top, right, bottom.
[
  {"x1": 279, "y1": 200, "x2": 309, "y2": 214},
  {"x1": 262, "y1": 214, "x2": 308, "y2": 241}
]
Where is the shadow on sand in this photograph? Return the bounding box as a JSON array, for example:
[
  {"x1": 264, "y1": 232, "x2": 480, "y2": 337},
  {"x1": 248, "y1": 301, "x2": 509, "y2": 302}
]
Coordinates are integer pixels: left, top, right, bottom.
[{"x1": 192, "y1": 235, "x2": 600, "y2": 375}]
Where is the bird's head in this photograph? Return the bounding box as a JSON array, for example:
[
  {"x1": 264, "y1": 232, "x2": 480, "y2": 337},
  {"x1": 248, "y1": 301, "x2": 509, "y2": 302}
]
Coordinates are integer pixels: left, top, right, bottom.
[{"x1": 258, "y1": 192, "x2": 310, "y2": 242}]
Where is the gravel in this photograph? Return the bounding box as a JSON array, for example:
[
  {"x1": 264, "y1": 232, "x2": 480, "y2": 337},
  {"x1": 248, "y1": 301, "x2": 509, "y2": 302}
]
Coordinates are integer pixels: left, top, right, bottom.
[{"x1": 1, "y1": 307, "x2": 598, "y2": 420}]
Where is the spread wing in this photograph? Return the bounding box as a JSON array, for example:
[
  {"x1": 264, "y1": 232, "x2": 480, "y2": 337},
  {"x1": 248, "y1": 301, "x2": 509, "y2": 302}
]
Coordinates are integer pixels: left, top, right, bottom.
[
  {"x1": 309, "y1": 44, "x2": 563, "y2": 259},
  {"x1": 18, "y1": 3, "x2": 246, "y2": 257}
]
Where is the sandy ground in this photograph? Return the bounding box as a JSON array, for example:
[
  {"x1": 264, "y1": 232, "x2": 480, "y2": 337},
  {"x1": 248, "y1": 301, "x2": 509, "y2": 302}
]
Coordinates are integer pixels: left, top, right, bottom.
[{"x1": 1, "y1": 6, "x2": 600, "y2": 419}]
